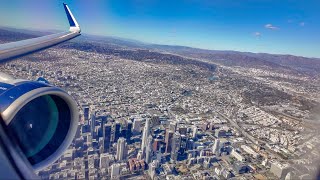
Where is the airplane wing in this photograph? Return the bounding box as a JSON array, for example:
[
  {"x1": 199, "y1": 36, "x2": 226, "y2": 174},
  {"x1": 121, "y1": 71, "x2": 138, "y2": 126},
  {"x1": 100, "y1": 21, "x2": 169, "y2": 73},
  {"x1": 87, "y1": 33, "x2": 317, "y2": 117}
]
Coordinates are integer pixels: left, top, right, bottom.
[
  {"x1": 0, "y1": 3, "x2": 81, "y2": 179},
  {"x1": 0, "y1": 3, "x2": 81, "y2": 62}
]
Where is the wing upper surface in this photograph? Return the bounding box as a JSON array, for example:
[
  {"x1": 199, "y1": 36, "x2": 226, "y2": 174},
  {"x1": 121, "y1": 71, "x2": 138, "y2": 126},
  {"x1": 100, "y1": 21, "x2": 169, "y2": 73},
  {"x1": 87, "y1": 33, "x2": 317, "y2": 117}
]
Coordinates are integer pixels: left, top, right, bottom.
[{"x1": 0, "y1": 3, "x2": 81, "y2": 62}]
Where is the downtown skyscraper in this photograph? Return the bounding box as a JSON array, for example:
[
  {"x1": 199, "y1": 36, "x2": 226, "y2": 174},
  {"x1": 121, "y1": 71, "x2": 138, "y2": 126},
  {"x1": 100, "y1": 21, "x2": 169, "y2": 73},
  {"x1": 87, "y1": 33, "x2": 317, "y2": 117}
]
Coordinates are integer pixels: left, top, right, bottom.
[
  {"x1": 116, "y1": 138, "x2": 127, "y2": 161},
  {"x1": 141, "y1": 119, "x2": 150, "y2": 158}
]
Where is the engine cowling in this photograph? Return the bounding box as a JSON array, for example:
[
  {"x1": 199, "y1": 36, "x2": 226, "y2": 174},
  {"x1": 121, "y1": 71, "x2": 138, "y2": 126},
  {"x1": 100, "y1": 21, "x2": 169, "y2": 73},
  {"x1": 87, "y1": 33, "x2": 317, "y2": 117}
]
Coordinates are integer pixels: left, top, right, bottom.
[{"x1": 0, "y1": 73, "x2": 78, "y2": 170}]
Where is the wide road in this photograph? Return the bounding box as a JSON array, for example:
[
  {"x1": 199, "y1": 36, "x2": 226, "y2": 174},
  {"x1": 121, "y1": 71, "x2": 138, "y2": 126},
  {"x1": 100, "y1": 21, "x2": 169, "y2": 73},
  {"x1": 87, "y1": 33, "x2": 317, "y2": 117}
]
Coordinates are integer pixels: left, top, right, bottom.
[{"x1": 214, "y1": 111, "x2": 284, "y2": 160}]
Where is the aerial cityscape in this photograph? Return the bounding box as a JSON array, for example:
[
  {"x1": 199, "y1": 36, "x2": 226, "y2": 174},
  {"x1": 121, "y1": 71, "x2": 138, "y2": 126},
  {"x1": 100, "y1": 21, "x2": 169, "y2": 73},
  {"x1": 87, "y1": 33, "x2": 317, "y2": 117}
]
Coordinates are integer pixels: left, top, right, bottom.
[{"x1": 1, "y1": 28, "x2": 319, "y2": 180}]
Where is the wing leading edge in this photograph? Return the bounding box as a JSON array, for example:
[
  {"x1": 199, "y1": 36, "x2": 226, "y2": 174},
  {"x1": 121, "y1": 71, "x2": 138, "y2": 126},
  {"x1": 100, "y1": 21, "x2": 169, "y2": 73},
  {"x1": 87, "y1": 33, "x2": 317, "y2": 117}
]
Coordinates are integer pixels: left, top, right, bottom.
[{"x1": 0, "y1": 3, "x2": 81, "y2": 62}]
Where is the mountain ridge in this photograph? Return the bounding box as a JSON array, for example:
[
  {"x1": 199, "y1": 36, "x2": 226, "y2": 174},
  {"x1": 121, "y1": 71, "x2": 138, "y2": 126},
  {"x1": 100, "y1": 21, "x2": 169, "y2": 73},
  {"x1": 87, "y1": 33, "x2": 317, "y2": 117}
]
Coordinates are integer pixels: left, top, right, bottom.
[{"x1": 1, "y1": 27, "x2": 319, "y2": 75}]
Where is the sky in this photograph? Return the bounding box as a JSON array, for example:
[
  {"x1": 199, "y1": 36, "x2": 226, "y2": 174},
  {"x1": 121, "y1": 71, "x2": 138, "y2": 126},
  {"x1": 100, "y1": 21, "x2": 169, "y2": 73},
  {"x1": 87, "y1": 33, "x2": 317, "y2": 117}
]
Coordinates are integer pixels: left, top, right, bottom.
[{"x1": 0, "y1": 0, "x2": 319, "y2": 58}]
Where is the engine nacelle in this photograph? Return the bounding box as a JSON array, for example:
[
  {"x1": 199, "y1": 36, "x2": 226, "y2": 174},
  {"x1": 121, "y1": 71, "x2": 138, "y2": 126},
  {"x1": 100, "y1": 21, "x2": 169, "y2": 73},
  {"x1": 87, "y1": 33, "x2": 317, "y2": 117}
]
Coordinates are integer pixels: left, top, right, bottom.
[{"x1": 0, "y1": 73, "x2": 78, "y2": 170}]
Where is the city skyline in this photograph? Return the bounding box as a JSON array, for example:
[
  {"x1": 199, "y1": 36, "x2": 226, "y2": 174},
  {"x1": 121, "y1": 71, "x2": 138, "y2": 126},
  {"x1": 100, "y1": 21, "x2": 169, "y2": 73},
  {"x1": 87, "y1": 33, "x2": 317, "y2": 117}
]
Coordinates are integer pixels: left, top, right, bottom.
[
  {"x1": 0, "y1": 0, "x2": 320, "y2": 58},
  {"x1": 1, "y1": 27, "x2": 319, "y2": 179},
  {"x1": 0, "y1": 1, "x2": 320, "y2": 178}
]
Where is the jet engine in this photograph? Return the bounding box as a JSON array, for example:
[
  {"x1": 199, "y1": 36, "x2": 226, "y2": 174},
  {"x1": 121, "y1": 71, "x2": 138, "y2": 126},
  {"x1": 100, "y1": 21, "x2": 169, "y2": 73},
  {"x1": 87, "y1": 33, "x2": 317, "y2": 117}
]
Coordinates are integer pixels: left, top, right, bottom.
[{"x1": 0, "y1": 72, "x2": 78, "y2": 170}]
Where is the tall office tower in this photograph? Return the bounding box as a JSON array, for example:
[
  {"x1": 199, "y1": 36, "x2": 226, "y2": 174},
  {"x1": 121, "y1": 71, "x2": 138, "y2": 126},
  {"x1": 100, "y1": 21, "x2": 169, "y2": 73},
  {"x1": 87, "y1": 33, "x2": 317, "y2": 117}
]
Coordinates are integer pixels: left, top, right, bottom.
[
  {"x1": 169, "y1": 122, "x2": 177, "y2": 132},
  {"x1": 100, "y1": 116, "x2": 107, "y2": 132},
  {"x1": 103, "y1": 122, "x2": 112, "y2": 153},
  {"x1": 89, "y1": 105, "x2": 95, "y2": 115},
  {"x1": 110, "y1": 163, "x2": 121, "y2": 179},
  {"x1": 90, "y1": 112, "x2": 96, "y2": 138},
  {"x1": 179, "y1": 134, "x2": 188, "y2": 154},
  {"x1": 97, "y1": 125, "x2": 103, "y2": 138},
  {"x1": 165, "y1": 130, "x2": 174, "y2": 153},
  {"x1": 170, "y1": 132, "x2": 181, "y2": 163},
  {"x1": 101, "y1": 115, "x2": 108, "y2": 123},
  {"x1": 145, "y1": 135, "x2": 153, "y2": 164},
  {"x1": 212, "y1": 138, "x2": 220, "y2": 155},
  {"x1": 152, "y1": 138, "x2": 162, "y2": 152},
  {"x1": 114, "y1": 121, "x2": 121, "y2": 142},
  {"x1": 126, "y1": 120, "x2": 133, "y2": 143},
  {"x1": 116, "y1": 138, "x2": 127, "y2": 161},
  {"x1": 156, "y1": 152, "x2": 162, "y2": 162},
  {"x1": 83, "y1": 105, "x2": 89, "y2": 120},
  {"x1": 132, "y1": 119, "x2": 142, "y2": 134},
  {"x1": 141, "y1": 119, "x2": 151, "y2": 157},
  {"x1": 192, "y1": 126, "x2": 197, "y2": 139},
  {"x1": 148, "y1": 160, "x2": 158, "y2": 180},
  {"x1": 100, "y1": 153, "x2": 112, "y2": 169}
]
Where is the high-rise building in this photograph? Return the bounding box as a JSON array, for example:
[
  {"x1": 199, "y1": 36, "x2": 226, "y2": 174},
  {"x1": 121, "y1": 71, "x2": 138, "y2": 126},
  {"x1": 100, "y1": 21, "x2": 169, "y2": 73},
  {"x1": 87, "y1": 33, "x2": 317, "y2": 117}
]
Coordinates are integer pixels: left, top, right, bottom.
[
  {"x1": 170, "y1": 132, "x2": 181, "y2": 163},
  {"x1": 169, "y1": 122, "x2": 177, "y2": 132},
  {"x1": 148, "y1": 160, "x2": 159, "y2": 180},
  {"x1": 141, "y1": 119, "x2": 150, "y2": 157},
  {"x1": 100, "y1": 116, "x2": 107, "y2": 135},
  {"x1": 100, "y1": 153, "x2": 112, "y2": 169},
  {"x1": 83, "y1": 105, "x2": 89, "y2": 120},
  {"x1": 126, "y1": 120, "x2": 133, "y2": 143},
  {"x1": 192, "y1": 126, "x2": 197, "y2": 139},
  {"x1": 165, "y1": 130, "x2": 174, "y2": 153},
  {"x1": 110, "y1": 163, "x2": 121, "y2": 179},
  {"x1": 89, "y1": 105, "x2": 95, "y2": 120},
  {"x1": 132, "y1": 119, "x2": 142, "y2": 134},
  {"x1": 179, "y1": 135, "x2": 188, "y2": 154},
  {"x1": 116, "y1": 138, "x2": 127, "y2": 161},
  {"x1": 212, "y1": 139, "x2": 220, "y2": 155},
  {"x1": 153, "y1": 138, "x2": 162, "y2": 152},
  {"x1": 270, "y1": 161, "x2": 291, "y2": 179},
  {"x1": 101, "y1": 115, "x2": 108, "y2": 124},
  {"x1": 145, "y1": 135, "x2": 153, "y2": 164},
  {"x1": 103, "y1": 122, "x2": 112, "y2": 153},
  {"x1": 90, "y1": 112, "x2": 96, "y2": 138},
  {"x1": 156, "y1": 152, "x2": 162, "y2": 162},
  {"x1": 114, "y1": 121, "x2": 121, "y2": 142}
]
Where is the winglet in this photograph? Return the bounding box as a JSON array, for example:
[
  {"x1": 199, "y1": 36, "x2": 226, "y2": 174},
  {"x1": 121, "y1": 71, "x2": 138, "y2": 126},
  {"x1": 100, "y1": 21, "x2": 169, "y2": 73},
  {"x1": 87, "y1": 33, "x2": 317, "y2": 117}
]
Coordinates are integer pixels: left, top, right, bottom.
[{"x1": 63, "y1": 3, "x2": 81, "y2": 33}]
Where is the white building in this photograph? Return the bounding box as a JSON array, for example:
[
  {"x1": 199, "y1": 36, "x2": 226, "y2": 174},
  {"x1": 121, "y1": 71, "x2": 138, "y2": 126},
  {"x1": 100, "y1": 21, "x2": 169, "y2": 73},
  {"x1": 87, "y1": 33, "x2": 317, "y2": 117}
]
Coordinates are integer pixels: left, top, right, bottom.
[
  {"x1": 241, "y1": 145, "x2": 260, "y2": 158},
  {"x1": 270, "y1": 161, "x2": 291, "y2": 179},
  {"x1": 111, "y1": 163, "x2": 121, "y2": 179},
  {"x1": 212, "y1": 139, "x2": 220, "y2": 155},
  {"x1": 231, "y1": 149, "x2": 245, "y2": 162},
  {"x1": 192, "y1": 126, "x2": 198, "y2": 139},
  {"x1": 132, "y1": 119, "x2": 142, "y2": 134},
  {"x1": 116, "y1": 138, "x2": 127, "y2": 161},
  {"x1": 141, "y1": 119, "x2": 151, "y2": 158}
]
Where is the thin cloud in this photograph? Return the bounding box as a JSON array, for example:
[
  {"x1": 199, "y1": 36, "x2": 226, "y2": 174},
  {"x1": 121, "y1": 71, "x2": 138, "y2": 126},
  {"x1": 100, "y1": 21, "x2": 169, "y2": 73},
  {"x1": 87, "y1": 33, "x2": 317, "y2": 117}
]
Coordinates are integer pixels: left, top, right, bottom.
[
  {"x1": 254, "y1": 32, "x2": 261, "y2": 38},
  {"x1": 300, "y1": 22, "x2": 305, "y2": 27},
  {"x1": 265, "y1": 24, "x2": 279, "y2": 30}
]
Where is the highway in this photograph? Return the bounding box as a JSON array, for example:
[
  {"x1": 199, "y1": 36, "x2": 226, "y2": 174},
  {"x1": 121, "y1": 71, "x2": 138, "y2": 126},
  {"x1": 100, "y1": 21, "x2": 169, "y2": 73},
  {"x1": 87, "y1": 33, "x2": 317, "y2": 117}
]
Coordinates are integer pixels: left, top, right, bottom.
[{"x1": 214, "y1": 111, "x2": 284, "y2": 160}]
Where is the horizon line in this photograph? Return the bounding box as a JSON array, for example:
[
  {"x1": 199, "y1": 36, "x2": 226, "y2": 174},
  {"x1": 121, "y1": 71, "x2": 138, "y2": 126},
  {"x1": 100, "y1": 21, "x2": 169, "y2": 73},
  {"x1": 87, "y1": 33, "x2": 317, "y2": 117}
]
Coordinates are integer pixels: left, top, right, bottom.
[{"x1": 0, "y1": 25, "x2": 319, "y2": 60}]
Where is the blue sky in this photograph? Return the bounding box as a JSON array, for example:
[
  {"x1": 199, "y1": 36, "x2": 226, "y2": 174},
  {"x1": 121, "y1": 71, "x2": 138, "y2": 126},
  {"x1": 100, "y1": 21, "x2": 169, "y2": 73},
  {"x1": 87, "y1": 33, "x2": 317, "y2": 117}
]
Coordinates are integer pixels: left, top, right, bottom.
[{"x1": 0, "y1": 0, "x2": 319, "y2": 58}]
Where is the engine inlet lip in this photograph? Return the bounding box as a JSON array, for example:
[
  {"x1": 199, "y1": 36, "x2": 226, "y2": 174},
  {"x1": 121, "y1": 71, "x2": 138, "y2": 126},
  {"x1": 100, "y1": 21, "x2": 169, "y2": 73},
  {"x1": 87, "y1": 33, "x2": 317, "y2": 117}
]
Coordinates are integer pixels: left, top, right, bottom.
[{"x1": 1, "y1": 86, "x2": 79, "y2": 170}]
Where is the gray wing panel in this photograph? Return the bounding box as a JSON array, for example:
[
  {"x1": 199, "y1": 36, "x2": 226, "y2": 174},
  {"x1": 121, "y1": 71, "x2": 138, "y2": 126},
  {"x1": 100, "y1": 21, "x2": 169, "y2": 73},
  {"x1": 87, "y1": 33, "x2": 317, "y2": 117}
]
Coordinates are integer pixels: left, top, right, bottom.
[
  {"x1": 0, "y1": 3, "x2": 81, "y2": 62},
  {"x1": 0, "y1": 31, "x2": 80, "y2": 62}
]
